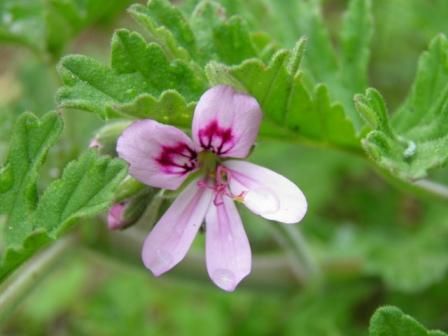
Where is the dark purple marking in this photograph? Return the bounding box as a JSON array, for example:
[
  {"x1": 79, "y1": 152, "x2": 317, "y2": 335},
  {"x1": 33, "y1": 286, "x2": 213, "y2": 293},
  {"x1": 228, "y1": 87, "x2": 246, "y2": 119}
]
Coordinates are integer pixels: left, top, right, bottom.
[
  {"x1": 198, "y1": 120, "x2": 234, "y2": 155},
  {"x1": 156, "y1": 142, "x2": 197, "y2": 175}
]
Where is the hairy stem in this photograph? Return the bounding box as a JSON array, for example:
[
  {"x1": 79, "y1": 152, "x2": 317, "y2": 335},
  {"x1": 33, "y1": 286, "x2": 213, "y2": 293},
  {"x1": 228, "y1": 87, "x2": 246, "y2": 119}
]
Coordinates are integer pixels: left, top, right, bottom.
[
  {"x1": 0, "y1": 236, "x2": 76, "y2": 322},
  {"x1": 88, "y1": 227, "x2": 302, "y2": 291},
  {"x1": 268, "y1": 224, "x2": 321, "y2": 284},
  {"x1": 85, "y1": 226, "x2": 349, "y2": 292},
  {"x1": 411, "y1": 179, "x2": 448, "y2": 201}
]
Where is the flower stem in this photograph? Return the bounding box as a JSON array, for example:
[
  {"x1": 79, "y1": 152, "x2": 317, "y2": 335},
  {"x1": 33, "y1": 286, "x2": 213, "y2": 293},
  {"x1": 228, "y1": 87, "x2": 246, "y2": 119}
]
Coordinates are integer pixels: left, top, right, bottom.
[
  {"x1": 86, "y1": 226, "x2": 334, "y2": 291},
  {"x1": 0, "y1": 236, "x2": 76, "y2": 322},
  {"x1": 268, "y1": 224, "x2": 321, "y2": 284},
  {"x1": 88, "y1": 227, "x2": 303, "y2": 292}
]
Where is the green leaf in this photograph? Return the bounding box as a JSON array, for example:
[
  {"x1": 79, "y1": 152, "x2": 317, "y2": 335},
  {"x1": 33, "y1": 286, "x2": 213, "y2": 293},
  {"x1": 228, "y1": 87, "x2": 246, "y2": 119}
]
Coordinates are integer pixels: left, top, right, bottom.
[
  {"x1": 340, "y1": 0, "x2": 373, "y2": 93},
  {"x1": 0, "y1": 0, "x2": 46, "y2": 53},
  {"x1": 57, "y1": 0, "x2": 262, "y2": 121},
  {"x1": 190, "y1": 1, "x2": 257, "y2": 65},
  {"x1": 0, "y1": 112, "x2": 63, "y2": 246},
  {"x1": 206, "y1": 43, "x2": 358, "y2": 150},
  {"x1": 0, "y1": 0, "x2": 131, "y2": 57},
  {"x1": 356, "y1": 35, "x2": 448, "y2": 180},
  {"x1": 211, "y1": 16, "x2": 257, "y2": 65},
  {"x1": 295, "y1": 0, "x2": 338, "y2": 85},
  {"x1": 128, "y1": 1, "x2": 196, "y2": 60},
  {"x1": 369, "y1": 306, "x2": 447, "y2": 336},
  {"x1": 0, "y1": 112, "x2": 127, "y2": 282},
  {"x1": 56, "y1": 28, "x2": 207, "y2": 120},
  {"x1": 33, "y1": 150, "x2": 127, "y2": 236},
  {"x1": 0, "y1": 230, "x2": 51, "y2": 282},
  {"x1": 364, "y1": 220, "x2": 448, "y2": 292},
  {"x1": 217, "y1": 0, "x2": 373, "y2": 130}
]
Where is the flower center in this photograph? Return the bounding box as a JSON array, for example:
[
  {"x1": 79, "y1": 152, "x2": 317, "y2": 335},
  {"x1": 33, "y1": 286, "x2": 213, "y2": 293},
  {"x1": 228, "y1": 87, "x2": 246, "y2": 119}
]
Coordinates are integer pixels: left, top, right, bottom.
[{"x1": 197, "y1": 154, "x2": 246, "y2": 206}]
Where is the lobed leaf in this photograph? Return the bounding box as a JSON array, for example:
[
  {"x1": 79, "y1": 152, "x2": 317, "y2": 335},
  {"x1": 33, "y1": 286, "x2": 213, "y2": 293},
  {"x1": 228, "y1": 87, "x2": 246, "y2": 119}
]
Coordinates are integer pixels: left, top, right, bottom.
[
  {"x1": 0, "y1": 0, "x2": 131, "y2": 57},
  {"x1": 56, "y1": 30, "x2": 207, "y2": 119},
  {"x1": 0, "y1": 112, "x2": 63, "y2": 246},
  {"x1": 369, "y1": 306, "x2": 447, "y2": 336},
  {"x1": 356, "y1": 35, "x2": 448, "y2": 180},
  {"x1": 207, "y1": 42, "x2": 358, "y2": 149},
  {"x1": 340, "y1": 0, "x2": 373, "y2": 94},
  {"x1": 0, "y1": 112, "x2": 127, "y2": 282},
  {"x1": 217, "y1": 0, "x2": 373, "y2": 130},
  {"x1": 0, "y1": 230, "x2": 51, "y2": 282},
  {"x1": 364, "y1": 221, "x2": 448, "y2": 292},
  {"x1": 33, "y1": 150, "x2": 127, "y2": 236}
]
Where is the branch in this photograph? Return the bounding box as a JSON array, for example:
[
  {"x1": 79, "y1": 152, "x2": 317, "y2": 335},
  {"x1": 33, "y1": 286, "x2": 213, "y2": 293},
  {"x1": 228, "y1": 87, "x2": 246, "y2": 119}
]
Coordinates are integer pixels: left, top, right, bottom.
[
  {"x1": 86, "y1": 227, "x2": 361, "y2": 292},
  {"x1": 0, "y1": 236, "x2": 76, "y2": 322}
]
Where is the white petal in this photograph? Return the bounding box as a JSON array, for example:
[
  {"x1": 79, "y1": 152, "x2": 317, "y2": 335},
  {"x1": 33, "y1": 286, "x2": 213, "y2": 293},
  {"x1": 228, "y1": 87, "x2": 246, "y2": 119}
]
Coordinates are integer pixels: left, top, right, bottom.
[
  {"x1": 224, "y1": 160, "x2": 307, "y2": 224},
  {"x1": 142, "y1": 180, "x2": 213, "y2": 276},
  {"x1": 206, "y1": 197, "x2": 251, "y2": 291}
]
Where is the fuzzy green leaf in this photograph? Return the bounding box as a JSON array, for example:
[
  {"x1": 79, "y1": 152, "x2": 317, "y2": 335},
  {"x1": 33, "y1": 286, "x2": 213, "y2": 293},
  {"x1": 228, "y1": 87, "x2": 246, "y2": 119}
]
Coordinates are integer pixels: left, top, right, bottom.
[
  {"x1": 207, "y1": 44, "x2": 358, "y2": 150},
  {"x1": 217, "y1": 0, "x2": 373, "y2": 130},
  {"x1": 190, "y1": 1, "x2": 257, "y2": 65},
  {"x1": 56, "y1": 29, "x2": 206, "y2": 119},
  {"x1": 364, "y1": 220, "x2": 448, "y2": 292},
  {"x1": 369, "y1": 306, "x2": 447, "y2": 336},
  {"x1": 33, "y1": 150, "x2": 127, "y2": 236},
  {"x1": 57, "y1": 0, "x2": 262, "y2": 122},
  {"x1": 356, "y1": 35, "x2": 448, "y2": 180},
  {"x1": 0, "y1": 112, "x2": 63, "y2": 246},
  {"x1": 0, "y1": 112, "x2": 127, "y2": 282},
  {"x1": 340, "y1": 0, "x2": 373, "y2": 93},
  {"x1": 0, "y1": 230, "x2": 51, "y2": 282},
  {"x1": 128, "y1": 1, "x2": 195, "y2": 61},
  {"x1": 0, "y1": 0, "x2": 131, "y2": 57}
]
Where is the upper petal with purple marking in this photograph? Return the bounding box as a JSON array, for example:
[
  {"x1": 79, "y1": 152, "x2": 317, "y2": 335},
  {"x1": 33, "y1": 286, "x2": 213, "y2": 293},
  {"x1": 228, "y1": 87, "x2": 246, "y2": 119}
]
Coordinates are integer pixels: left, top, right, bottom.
[
  {"x1": 192, "y1": 85, "x2": 262, "y2": 158},
  {"x1": 117, "y1": 120, "x2": 198, "y2": 190}
]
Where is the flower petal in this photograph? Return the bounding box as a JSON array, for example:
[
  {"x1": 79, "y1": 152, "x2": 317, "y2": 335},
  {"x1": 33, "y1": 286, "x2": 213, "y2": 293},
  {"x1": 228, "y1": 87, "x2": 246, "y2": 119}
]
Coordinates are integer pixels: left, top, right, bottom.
[
  {"x1": 117, "y1": 120, "x2": 198, "y2": 190},
  {"x1": 192, "y1": 85, "x2": 262, "y2": 158},
  {"x1": 224, "y1": 160, "x2": 307, "y2": 224},
  {"x1": 142, "y1": 180, "x2": 213, "y2": 276},
  {"x1": 205, "y1": 197, "x2": 251, "y2": 291},
  {"x1": 107, "y1": 203, "x2": 126, "y2": 230}
]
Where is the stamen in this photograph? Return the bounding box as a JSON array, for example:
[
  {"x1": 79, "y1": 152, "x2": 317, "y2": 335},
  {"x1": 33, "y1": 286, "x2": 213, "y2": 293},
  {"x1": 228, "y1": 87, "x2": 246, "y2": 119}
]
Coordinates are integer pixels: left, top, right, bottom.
[{"x1": 233, "y1": 191, "x2": 247, "y2": 203}]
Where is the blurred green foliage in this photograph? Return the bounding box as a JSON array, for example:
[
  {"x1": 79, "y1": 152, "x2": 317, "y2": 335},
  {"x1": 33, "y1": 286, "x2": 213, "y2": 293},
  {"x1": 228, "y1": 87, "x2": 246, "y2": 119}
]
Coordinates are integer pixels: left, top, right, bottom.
[{"x1": 2, "y1": 0, "x2": 448, "y2": 335}]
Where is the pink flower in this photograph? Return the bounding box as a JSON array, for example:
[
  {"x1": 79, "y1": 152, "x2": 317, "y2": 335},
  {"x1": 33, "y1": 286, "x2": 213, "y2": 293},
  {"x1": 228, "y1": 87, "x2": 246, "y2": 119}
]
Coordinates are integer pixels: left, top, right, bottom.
[
  {"x1": 107, "y1": 202, "x2": 127, "y2": 230},
  {"x1": 117, "y1": 85, "x2": 307, "y2": 291}
]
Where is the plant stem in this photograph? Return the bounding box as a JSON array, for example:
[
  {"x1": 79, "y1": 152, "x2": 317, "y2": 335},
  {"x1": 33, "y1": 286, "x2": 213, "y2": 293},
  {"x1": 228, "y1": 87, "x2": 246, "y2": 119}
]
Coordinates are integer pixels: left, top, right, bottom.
[
  {"x1": 268, "y1": 224, "x2": 321, "y2": 284},
  {"x1": 86, "y1": 226, "x2": 341, "y2": 292},
  {"x1": 412, "y1": 179, "x2": 448, "y2": 201},
  {"x1": 0, "y1": 236, "x2": 76, "y2": 322}
]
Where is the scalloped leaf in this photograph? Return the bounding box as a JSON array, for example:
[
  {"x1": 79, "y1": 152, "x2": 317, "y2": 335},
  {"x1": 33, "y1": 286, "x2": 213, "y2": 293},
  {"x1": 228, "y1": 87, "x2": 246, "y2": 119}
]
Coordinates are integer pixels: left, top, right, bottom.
[
  {"x1": 216, "y1": 0, "x2": 373, "y2": 130},
  {"x1": 33, "y1": 150, "x2": 127, "y2": 236},
  {"x1": 355, "y1": 35, "x2": 448, "y2": 180},
  {"x1": 0, "y1": 0, "x2": 131, "y2": 57},
  {"x1": 206, "y1": 41, "x2": 358, "y2": 150},
  {"x1": 369, "y1": 306, "x2": 447, "y2": 336},
  {"x1": 0, "y1": 112, "x2": 63, "y2": 246},
  {"x1": 364, "y1": 218, "x2": 448, "y2": 292},
  {"x1": 0, "y1": 113, "x2": 127, "y2": 283},
  {"x1": 56, "y1": 29, "x2": 207, "y2": 119},
  {"x1": 57, "y1": 0, "x2": 263, "y2": 122},
  {"x1": 0, "y1": 230, "x2": 51, "y2": 282},
  {"x1": 128, "y1": 1, "x2": 196, "y2": 61}
]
